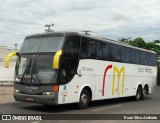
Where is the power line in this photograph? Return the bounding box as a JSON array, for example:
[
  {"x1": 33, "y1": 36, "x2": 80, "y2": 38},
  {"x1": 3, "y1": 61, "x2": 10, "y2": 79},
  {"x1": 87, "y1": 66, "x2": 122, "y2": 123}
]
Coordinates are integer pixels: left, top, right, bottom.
[
  {"x1": 0, "y1": 17, "x2": 159, "y2": 40},
  {"x1": 0, "y1": 18, "x2": 43, "y2": 25},
  {"x1": 0, "y1": 17, "x2": 77, "y2": 29}
]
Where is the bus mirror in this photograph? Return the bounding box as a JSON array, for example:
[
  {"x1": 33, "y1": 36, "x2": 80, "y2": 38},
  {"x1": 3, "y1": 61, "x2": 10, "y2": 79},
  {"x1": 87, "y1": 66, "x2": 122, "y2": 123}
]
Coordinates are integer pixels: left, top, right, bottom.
[
  {"x1": 53, "y1": 50, "x2": 62, "y2": 69},
  {"x1": 5, "y1": 52, "x2": 19, "y2": 68}
]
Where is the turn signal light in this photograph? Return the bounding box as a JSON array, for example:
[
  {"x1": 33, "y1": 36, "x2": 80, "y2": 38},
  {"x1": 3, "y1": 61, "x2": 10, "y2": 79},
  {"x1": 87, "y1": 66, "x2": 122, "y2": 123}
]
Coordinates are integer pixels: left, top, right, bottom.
[{"x1": 53, "y1": 85, "x2": 59, "y2": 92}]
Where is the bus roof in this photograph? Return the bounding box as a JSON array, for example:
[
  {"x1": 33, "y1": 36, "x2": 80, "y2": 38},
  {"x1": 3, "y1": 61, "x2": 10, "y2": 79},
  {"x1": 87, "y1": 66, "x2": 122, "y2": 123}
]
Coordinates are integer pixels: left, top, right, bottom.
[{"x1": 25, "y1": 31, "x2": 156, "y2": 55}]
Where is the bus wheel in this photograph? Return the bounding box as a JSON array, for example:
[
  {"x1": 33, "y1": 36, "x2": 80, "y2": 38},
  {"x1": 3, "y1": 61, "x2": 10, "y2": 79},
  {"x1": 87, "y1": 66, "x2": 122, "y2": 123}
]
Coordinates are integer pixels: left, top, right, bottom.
[
  {"x1": 78, "y1": 89, "x2": 90, "y2": 109},
  {"x1": 135, "y1": 86, "x2": 142, "y2": 101},
  {"x1": 141, "y1": 86, "x2": 147, "y2": 100}
]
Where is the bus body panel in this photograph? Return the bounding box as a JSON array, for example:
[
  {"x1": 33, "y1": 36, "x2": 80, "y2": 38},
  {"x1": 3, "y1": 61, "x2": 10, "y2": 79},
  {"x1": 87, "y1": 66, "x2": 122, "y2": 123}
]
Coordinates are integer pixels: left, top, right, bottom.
[
  {"x1": 58, "y1": 74, "x2": 96, "y2": 104},
  {"x1": 57, "y1": 59, "x2": 157, "y2": 104}
]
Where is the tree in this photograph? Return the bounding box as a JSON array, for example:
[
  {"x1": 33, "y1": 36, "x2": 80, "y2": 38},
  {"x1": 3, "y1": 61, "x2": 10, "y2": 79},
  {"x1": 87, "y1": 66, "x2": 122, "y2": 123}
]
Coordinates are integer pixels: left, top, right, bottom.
[
  {"x1": 132, "y1": 37, "x2": 146, "y2": 48},
  {"x1": 154, "y1": 39, "x2": 160, "y2": 43},
  {"x1": 119, "y1": 37, "x2": 160, "y2": 54},
  {"x1": 118, "y1": 38, "x2": 131, "y2": 44},
  {"x1": 146, "y1": 42, "x2": 160, "y2": 54}
]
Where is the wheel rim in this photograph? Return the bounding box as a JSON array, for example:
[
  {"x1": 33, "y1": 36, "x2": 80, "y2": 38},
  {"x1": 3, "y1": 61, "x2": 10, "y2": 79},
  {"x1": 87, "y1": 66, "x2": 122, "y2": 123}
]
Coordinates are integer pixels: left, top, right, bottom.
[
  {"x1": 136, "y1": 88, "x2": 141, "y2": 100},
  {"x1": 81, "y1": 94, "x2": 88, "y2": 105},
  {"x1": 137, "y1": 92, "x2": 140, "y2": 99},
  {"x1": 143, "y1": 89, "x2": 147, "y2": 98}
]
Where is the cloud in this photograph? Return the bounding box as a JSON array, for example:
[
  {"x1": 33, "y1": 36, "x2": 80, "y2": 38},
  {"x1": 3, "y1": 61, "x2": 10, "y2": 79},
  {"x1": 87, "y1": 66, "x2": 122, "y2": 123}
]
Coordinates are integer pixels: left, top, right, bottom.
[
  {"x1": 112, "y1": 10, "x2": 133, "y2": 22},
  {"x1": 0, "y1": 0, "x2": 160, "y2": 49}
]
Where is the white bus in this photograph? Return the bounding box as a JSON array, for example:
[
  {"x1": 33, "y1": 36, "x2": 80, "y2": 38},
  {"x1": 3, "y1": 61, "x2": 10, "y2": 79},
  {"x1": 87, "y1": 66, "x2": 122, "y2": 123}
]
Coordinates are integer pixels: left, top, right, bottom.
[{"x1": 6, "y1": 32, "x2": 157, "y2": 108}]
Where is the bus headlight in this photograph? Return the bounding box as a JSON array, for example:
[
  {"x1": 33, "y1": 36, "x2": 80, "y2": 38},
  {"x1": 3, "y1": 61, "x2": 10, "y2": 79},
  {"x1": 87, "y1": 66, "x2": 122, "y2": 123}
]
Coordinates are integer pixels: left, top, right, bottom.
[
  {"x1": 43, "y1": 92, "x2": 54, "y2": 95},
  {"x1": 14, "y1": 89, "x2": 21, "y2": 93}
]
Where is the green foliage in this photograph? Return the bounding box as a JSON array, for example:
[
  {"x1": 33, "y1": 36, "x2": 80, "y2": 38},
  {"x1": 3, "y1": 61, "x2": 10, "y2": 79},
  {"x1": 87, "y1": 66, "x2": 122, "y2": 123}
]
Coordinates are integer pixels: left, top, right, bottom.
[
  {"x1": 119, "y1": 37, "x2": 160, "y2": 54},
  {"x1": 145, "y1": 42, "x2": 160, "y2": 54},
  {"x1": 118, "y1": 38, "x2": 131, "y2": 43},
  {"x1": 131, "y1": 37, "x2": 146, "y2": 48},
  {"x1": 154, "y1": 40, "x2": 160, "y2": 43}
]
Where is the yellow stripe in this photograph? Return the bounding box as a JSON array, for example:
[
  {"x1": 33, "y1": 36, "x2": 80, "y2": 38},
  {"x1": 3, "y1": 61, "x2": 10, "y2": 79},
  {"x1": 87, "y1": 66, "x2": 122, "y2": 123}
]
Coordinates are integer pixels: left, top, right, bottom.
[
  {"x1": 112, "y1": 68, "x2": 115, "y2": 95},
  {"x1": 112, "y1": 66, "x2": 125, "y2": 95},
  {"x1": 122, "y1": 69, "x2": 125, "y2": 94}
]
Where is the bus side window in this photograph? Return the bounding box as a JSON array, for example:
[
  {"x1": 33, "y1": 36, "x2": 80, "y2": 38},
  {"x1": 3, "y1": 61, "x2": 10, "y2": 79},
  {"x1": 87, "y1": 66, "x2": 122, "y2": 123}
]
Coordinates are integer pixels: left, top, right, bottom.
[
  {"x1": 58, "y1": 36, "x2": 80, "y2": 83},
  {"x1": 88, "y1": 40, "x2": 96, "y2": 59},
  {"x1": 80, "y1": 38, "x2": 88, "y2": 59},
  {"x1": 145, "y1": 53, "x2": 150, "y2": 65},
  {"x1": 97, "y1": 41, "x2": 109, "y2": 61},
  {"x1": 132, "y1": 50, "x2": 136, "y2": 64},
  {"x1": 97, "y1": 41, "x2": 105, "y2": 60},
  {"x1": 64, "y1": 36, "x2": 80, "y2": 60},
  {"x1": 132, "y1": 49, "x2": 140, "y2": 64},
  {"x1": 153, "y1": 54, "x2": 157, "y2": 66},
  {"x1": 122, "y1": 47, "x2": 131, "y2": 63},
  {"x1": 110, "y1": 44, "x2": 122, "y2": 62},
  {"x1": 141, "y1": 52, "x2": 148, "y2": 65},
  {"x1": 80, "y1": 38, "x2": 97, "y2": 59},
  {"x1": 148, "y1": 53, "x2": 151, "y2": 66}
]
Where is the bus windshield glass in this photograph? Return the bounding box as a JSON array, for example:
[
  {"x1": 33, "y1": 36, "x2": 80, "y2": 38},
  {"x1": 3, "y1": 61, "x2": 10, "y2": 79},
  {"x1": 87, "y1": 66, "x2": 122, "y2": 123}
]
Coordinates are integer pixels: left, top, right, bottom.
[
  {"x1": 20, "y1": 36, "x2": 64, "y2": 53},
  {"x1": 16, "y1": 55, "x2": 57, "y2": 85}
]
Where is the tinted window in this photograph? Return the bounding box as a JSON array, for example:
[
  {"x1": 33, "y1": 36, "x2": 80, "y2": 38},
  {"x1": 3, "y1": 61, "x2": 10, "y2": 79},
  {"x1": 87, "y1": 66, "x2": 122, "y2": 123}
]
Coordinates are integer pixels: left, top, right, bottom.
[
  {"x1": 134, "y1": 50, "x2": 141, "y2": 64},
  {"x1": 122, "y1": 47, "x2": 132, "y2": 63},
  {"x1": 141, "y1": 52, "x2": 150, "y2": 65},
  {"x1": 59, "y1": 36, "x2": 80, "y2": 83},
  {"x1": 97, "y1": 41, "x2": 110, "y2": 60},
  {"x1": 110, "y1": 44, "x2": 122, "y2": 62},
  {"x1": 148, "y1": 53, "x2": 152, "y2": 66},
  {"x1": 148, "y1": 53, "x2": 156, "y2": 66},
  {"x1": 35, "y1": 55, "x2": 57, "y2": 84},
  {"x1": 80, "y1": 38, "x2": 157, "y2": 66},
  {"x1": 21, "y1": 36, "x2": 64, "y2": 53},
  {"x1": 39, "y1": 37, "x2": 64, "y2": 52},
  {"x1": 152, "y1": 54, "x2": 157, "y2": 66},
  {"x1": 64, "y1": 36, "x2": 80, "y2": 59},
  {"x1": 88, "y1": 40, "x2": 96, "y2": 59},
  {"x1": 80, "y1": 38, "x2": 97, "y2": 59},
  {"x1": 80, "y1": 38, "x2": 89, "y2": 59},
  {"x1": 58, "y1": 56, "x2": 71, "y2": 83}
]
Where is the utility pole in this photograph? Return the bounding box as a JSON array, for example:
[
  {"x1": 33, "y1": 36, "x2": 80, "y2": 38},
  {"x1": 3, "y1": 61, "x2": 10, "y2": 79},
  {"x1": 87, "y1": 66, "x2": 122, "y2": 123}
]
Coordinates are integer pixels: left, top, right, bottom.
[
  {"x1": 126, "y1": 37, "x2": 131, "y2": 43},
  {"x1": 14, "y1": 44, "x2": 18, "y2": 50},
  {"x1": 45, "y1": 23, "x2": 54, "y2": 32}
]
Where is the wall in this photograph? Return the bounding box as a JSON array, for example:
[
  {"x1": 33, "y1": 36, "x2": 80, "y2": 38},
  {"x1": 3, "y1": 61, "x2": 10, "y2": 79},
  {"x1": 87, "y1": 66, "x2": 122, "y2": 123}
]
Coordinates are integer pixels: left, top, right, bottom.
[{"x1": 0, "y1": 46, "x2": 18, "y2": 82}]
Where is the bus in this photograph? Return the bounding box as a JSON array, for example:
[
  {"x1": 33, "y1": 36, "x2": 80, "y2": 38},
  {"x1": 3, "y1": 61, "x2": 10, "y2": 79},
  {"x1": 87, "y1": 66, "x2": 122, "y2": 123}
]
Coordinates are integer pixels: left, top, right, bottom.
[{"x1": 5, "y1": 32, "x2": 157, "y2": 109}]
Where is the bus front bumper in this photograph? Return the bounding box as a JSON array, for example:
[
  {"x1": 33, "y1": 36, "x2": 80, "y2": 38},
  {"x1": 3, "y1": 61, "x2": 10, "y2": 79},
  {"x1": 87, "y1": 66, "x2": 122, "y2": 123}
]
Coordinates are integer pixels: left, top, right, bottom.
[{"x1": 14, "y1": 92, "x2": 58, "y2": 105}]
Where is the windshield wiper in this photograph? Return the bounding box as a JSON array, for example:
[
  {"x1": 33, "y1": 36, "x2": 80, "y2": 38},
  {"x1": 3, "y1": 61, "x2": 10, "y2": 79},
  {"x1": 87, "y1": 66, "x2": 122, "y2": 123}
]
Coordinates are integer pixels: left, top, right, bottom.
[
  {"x1": 20, "y1": 58, "x2": 32, "y2": 83},
  {"x1": 30, "y1": 58, "x2": 39, "y2": 84}
]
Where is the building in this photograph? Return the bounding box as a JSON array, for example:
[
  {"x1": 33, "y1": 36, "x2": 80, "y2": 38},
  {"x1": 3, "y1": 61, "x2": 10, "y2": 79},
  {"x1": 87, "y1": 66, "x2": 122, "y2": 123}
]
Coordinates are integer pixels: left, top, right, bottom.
[{"x1": 0, "y1": 46, "x2": 18, "y2": 82}]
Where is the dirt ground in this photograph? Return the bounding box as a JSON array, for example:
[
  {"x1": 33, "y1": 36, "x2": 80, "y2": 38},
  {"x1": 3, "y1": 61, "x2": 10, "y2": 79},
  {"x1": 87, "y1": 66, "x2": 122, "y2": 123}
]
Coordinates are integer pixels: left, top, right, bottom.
[{"x1": 0, "y1": 86, "x2": 14, "y2": 105}]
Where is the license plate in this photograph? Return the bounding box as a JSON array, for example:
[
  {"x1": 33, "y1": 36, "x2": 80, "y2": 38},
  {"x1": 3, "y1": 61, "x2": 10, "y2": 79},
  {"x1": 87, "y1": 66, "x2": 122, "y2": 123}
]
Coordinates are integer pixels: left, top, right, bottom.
[{"x1": 26, "y1": 97, "x2": 34, "y2": 101}]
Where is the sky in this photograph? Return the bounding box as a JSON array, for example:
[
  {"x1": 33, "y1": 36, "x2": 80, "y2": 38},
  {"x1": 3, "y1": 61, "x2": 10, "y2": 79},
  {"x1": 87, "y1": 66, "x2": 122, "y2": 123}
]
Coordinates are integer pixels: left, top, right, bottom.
[{"x1": 0, "y1": 0, "x2": 160, "y2": 49}]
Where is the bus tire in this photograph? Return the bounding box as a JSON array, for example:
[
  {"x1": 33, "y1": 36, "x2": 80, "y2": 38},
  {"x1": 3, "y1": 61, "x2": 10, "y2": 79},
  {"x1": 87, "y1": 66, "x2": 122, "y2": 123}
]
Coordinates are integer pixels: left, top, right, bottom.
[
  {"x1": 141, "y1": 86, "x2": 147, "y2": 100},
  {"x1": 78, "y1": 89, "x2": 90, "y2": 109},
  {"x1": 135, "y1": 86, "x2": 142, "y2": 101}
]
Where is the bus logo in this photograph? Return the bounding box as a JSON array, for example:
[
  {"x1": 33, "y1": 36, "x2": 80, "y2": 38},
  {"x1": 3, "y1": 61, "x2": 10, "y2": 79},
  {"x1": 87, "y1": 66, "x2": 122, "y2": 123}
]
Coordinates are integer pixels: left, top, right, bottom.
[{"x1": 102, "y1": 65, "x2": 125, "y2": 96}]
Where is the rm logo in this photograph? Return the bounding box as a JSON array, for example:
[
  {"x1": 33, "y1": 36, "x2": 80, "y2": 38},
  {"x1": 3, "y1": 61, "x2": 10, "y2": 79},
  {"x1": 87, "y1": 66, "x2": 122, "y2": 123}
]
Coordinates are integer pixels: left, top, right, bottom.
[{"x1": 102, "y1": 65, "x2": 125, "y2": 96}]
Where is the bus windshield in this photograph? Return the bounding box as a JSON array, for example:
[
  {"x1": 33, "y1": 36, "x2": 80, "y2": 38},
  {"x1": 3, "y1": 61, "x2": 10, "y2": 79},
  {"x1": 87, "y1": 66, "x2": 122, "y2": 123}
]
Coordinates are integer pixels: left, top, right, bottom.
[
  {"x1": 15, "y1": 36, "x2": 64, "y2": 85},
  {"x1": 16, "y1": 55, "x2": 57, "y2": 85},
  {"x1": 20, "y1": 36, "x2": 64, "y2": 53}
]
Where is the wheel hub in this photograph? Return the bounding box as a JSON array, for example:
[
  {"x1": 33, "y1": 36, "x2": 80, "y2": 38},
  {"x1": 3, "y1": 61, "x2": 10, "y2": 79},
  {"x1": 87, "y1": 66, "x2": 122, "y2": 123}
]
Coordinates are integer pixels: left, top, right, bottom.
[{"x1": 81, "y1": 94, "x2": 88, "y2": 104}]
